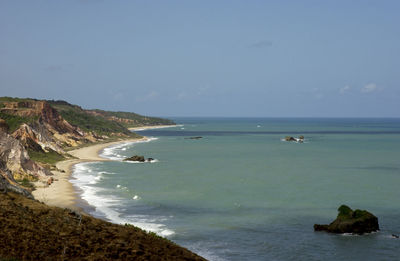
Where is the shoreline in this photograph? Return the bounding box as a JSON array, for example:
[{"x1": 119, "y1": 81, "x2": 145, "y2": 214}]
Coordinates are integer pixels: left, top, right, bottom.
[
  {"x1": 32, "y1": 137, "x2": 148, "y2": 212},
  {"x1": 128, "y1": 124, "x2": 179, "y2": 131}
]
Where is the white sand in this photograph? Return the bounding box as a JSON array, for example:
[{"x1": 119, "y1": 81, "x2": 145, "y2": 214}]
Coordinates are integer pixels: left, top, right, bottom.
[{"x1": 32, "y1": 137, "x2": 147, "y2": 211}]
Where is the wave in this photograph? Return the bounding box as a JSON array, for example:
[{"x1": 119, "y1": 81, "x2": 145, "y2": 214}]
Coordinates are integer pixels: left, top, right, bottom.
[
  {"x1": 133, "y1": 124, "x2": 184, "y2": 132},
  {"x1": 100, "y1": 137, "x2": 158, "y2": 161},
  {"x1": 280, "y1": 138, "x2": 308, "y2": 144},
  {"x1": 123, "y1": 158, "x2": 159, "y2": 164},
  {"x1": 71, "y1": 162, "x2": 175, "y2": 237}
]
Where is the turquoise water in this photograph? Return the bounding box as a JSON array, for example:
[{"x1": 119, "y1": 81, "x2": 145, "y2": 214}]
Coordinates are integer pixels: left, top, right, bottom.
[{"x1": 71, "y1": 118, "x2": 400, "y2": 260}]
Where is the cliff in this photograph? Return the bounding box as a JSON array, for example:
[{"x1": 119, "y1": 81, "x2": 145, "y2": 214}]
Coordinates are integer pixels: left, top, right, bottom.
[
  {"x1": 0, "y1": 97, "x2": 202, "y2": 260},
  {"x1": 0, "y1": 97, "x2": 175, "y2": 193},
  {"x1": 0, "y1": 128, "x2": 50, "y2": 197}
]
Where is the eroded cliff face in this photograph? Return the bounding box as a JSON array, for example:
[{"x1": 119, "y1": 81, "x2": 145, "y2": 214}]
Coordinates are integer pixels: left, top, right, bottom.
[
  {"x1": 0, "y1": 127, "x2": 51, "y2": 197},
  {"x1": 12, "y1": 123, "x2": 65, "y2": 154},
  {"x1": 0, "y1": 130, "x2": 51, "y2": 182},
  {"x1": 3, "y1": 100, "x2": 105, "y2": 150},
  {"x1": 0, "y1": 163, "x2": 32, "y2": 198}
]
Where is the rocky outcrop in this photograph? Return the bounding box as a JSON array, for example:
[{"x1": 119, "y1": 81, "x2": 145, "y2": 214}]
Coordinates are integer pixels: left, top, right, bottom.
[
  {"x1": 0, "y1": 163, "x2": 32, "y2": 198},
  {"x1": 314, "y1": 205, "x2": 379, "y2": 234},
  {"x1": 124, "y1": 155, "x2": 145, "y2": 162},
  {"x1": 3, "y1": 100, "x2": 105, "y2": 150},
  {"x1": 123, "y1": 155, "x2": 155, "y2": 162},
  {"x1": 0, "y1": 129, "x2": 51, "y2": 183},
  {"x1": 12, "y1": 123, "x2": 64, "y2": 154},
  {"x1": 0, "y1": 119, "x2": 8, "y2": 132},
  {"x1": 285, "y1": 136, "x2": 304, "y2": 143}
]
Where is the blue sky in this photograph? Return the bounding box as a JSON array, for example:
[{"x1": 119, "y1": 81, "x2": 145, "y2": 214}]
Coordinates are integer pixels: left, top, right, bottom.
[{"x1": 1, "y1": 1, "x2": 399, "y2": 117}]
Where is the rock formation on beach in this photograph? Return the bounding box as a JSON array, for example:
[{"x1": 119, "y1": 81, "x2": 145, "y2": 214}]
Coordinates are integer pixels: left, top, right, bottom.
[{"x1": 314, "y1": 205, "x2": 379, "y2": 234}]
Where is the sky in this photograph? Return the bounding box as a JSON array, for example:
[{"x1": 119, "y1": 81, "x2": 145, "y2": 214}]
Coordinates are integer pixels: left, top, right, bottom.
[{"x1": 0, "y1": 1, "x2": 399, "y2": 117}]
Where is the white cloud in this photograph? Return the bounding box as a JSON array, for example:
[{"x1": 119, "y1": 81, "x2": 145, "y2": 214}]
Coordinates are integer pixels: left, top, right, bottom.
[
  {"x1": 339, "y1": 85, "x2": 350, "y2": 94},
  {"x1": 361, "y1": 83, "x2": 377, "y2": 93}
]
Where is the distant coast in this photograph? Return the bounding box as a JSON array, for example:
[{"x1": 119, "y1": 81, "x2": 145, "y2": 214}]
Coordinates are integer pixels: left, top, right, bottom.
[{"x1": 128, "y1": 124, "x2": 179, "y2": 131}]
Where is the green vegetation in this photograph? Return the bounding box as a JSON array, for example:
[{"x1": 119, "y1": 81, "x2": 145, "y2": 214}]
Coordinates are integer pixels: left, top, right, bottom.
[
  {"x1": 56, "y1": 108, "x2": 131, "y2": 135},
  {"x1": 0, "y1": 96, "x2": 36, "y2": 103},
  {"x1": 28, "y1": 149, "x2": 65, "y2": 165},
  {"x1": 338, "y1": 205, "x2": 353, "y2": 218},
  {"x1": 353, "y1": 209, "x2": 369, "y2": 219},
  {"x1": 48, "y1": 101, "x2": 136, "y2": 135},
  {"x1": 0, "y1": 258, "x2": 20, "y2": 261},
  {"x1": 0, "y1": 112, "x2": 37, "y2": 132},
  {"x1": 48, "y1": 100, "x2": 174, "y2": 134},
  {"x1": 0, "y1": 98, "x2": 174, "y2": 135},
  {"x1": 16, "y1": 178, "x2": 34, "y2": 189},
  {"x1": 92, "y1": 109, "x2": 175, "y2": 128}
]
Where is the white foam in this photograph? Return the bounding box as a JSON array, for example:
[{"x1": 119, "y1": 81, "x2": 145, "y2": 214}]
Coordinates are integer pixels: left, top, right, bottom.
[
  {"x1": 281, "y1": 138, "x2": 308, "y2": 144},
  {"x1": 132, "y1": 125, "x2": 183, "y2": 131},
  {"x1": 71, "y1": 162, "x2": 175, "y2": 237},
  {"x1": 99, "y1": 137, "x2": 159, "y2": 161},
  {"x1": 123, "y1": 158, "x2": 159, "y2": 164}
]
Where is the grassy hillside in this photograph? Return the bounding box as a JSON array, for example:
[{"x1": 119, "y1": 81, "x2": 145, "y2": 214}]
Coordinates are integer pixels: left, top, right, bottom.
[
  {"x1": 0, "y1": 192, "x2": 205, "y2": 260},
  {"x1": 0, "y1": 112, "x2": 38, "y2": 132},
  {"x1": 47, "y1": 100, "x2": 175, "y2": 133},
  {"x1": 90, "y1": 109, "x2": 175, "y2": 128},
  {"x1": 49, "y1": 102, "x2": 132, "y2": 136}
]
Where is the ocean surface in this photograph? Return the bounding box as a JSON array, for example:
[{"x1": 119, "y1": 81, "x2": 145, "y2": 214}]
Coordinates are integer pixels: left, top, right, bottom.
[{"x1": 70, "y1": 118, "x2": 400, "y2": 261}]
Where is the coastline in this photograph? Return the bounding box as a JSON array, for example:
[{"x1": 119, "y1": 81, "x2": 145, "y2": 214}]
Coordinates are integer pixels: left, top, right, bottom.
[
  {"x1": 32, "y1": 137, "x2": 148, "y2": 212},
  {"x1": 128, "y1": 124, "x2": 179, "y2": 131}
]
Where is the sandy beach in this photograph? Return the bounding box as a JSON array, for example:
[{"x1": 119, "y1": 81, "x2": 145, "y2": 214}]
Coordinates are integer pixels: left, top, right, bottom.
[{"x1": 32, "y1": 137, "x2": 147, "y2": 211}]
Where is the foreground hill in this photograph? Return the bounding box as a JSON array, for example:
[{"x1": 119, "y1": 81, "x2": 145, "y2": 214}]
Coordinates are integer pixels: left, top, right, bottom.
[{"x1": 0, "y1": 192, "x2": 205, "y2": 260}]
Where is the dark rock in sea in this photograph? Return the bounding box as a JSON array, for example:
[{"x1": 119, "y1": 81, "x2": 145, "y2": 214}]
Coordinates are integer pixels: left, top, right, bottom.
[
  {"x1": 285, "y1": 136, "x2": 296, "y2": 142},
  {"x1": 285, "y1": 136, "x2": 305, "y2": 143},
  {"x1": 123, "y1": 155, "x2": 145, "y2": 162},
  {"x1": 392, "y1": 234, "x2": 399, "y2": 239},
  {"x1": 147, "y1": 158, "x2": 154, "y2": 162},
  {"x1": 185, "y1": 136, "x2": 203, "y2": 140},
  {"x1": 314, "y1": 205, "x2": 379, "y2": 234}
]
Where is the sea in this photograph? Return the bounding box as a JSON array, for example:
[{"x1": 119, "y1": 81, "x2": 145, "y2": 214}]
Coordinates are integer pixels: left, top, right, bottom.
[{"x1": 70, "y1": 118, "x2": 400, "y2": 261}]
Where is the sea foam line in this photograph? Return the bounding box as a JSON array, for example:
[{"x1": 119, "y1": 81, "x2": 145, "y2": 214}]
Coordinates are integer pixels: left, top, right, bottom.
[
  {"x1": 100, "y1": 137, "x2": 158, "y2": 161},
  {"x1": 71, "y1": 138, "x2": 174, "y2": 237}
]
